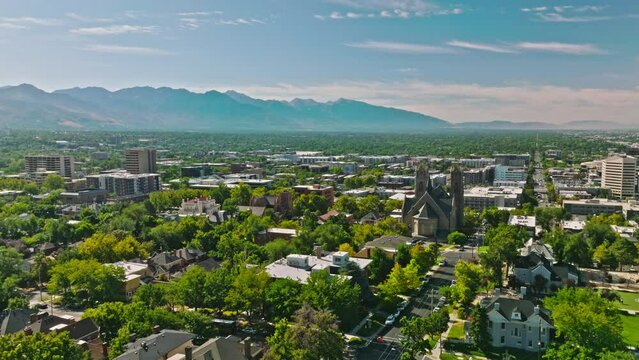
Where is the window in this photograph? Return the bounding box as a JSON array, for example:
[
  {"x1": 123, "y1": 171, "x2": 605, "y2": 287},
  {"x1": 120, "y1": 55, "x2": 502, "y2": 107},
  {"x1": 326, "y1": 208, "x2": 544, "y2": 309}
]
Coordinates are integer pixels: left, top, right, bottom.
[
  {"x1": 501, "y1": 323, "x2": 505, "y2": 329},
  {"x1": 541, "y1": 342, "x2": 545, "y2": 348},
  {"x1": 528, "y1": 340, "x2": 532, "y2": 347},
  {"x1": 501, "y1": 336, "x2": 505, "y2": 344},
  {"x1": 513, "y1": 327, "x2": 519, "y2": 337},
  {"x1": 528, "y1": 326, "x2": 532, "y2": 332},
  {"x1": 541, "y1": 327, "x2": 546, "y2": 334},
  {"x1": 489, "y1": 321, "x2": 493, "y2": 329}
]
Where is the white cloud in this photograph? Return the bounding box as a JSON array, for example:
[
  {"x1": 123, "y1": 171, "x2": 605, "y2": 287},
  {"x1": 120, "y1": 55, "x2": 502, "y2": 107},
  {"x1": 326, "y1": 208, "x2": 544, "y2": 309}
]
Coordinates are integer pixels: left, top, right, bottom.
[
  {"x1": 318, "y1": 0, "x2": 461, "y2": 20},
  {"x1": 514, "y1": 42, "x2": 605, "y2": 55},
  {"x1": 535, "y1": 13, "x2": 611, "y2": 22},
  {"x1": 0, "y1": 23, "x2": 27, "y2": 30},
  {"x1": 447, "y1": 40, "x2": 516, "y2": 54},
  {"x1": 214, "y1": 17, "x2": 266, "y2": 26},
  {"x1": 85, "y1": 44, "x2": 173, "y2": 56},
  {"x1": 1, "y1": 17, "x2": 60, "y2": 26},
  {"x1": 328, "y1": 0, "x2": 435, "y2": 12},
  {"x1": 177, "y1": 11, "x2": 212, "y2": 17},
  {"x1": 223, "y1": 81, "x2": 639, "y2": 124},
  {"x1": 70, "y1": 25, "x2": 158, "y2": 35},
  {"x1": 66, "y1": 12, "x2": 113, "y2": 23},
  {"x1": 395, "y1": 67, "x2": 418, "y2": 73},
  {"x1": 345, "y1": 40, "x2": 455, "y2": 54},
  {"x1": 330, "y1": 11, "x2": 345, "y2": 19}
]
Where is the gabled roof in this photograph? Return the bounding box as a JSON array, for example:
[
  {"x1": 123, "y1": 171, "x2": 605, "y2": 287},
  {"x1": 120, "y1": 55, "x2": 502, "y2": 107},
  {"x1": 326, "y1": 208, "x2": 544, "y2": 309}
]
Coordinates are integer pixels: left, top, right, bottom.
[
  {"x1": 363, "y1": 235, "x2": 413, "y2": 251},
  {"x1": 66, "y1": 318, "x2": 100, "y2": 340},
  {"x1": 197, "y1": 335, "x2": 263, "y2": 360},
  {"x1": 150, "y1": 251, "x2": 181, "y2": 266},
  {"x1": 115, "y1": 330, "x2": 195, "y2": 360},
  {"x1": 237, "y1": 206, "x2": 266, "y2": 217},
  {"x1": 0, "y1": 308, "x2": 35, "y2": 335},
  {"x1": 175, "y1": 248, "x2": 204, "y2": 261},
  {"x1": 486, "y1": 297, "x2": 552, "y2": 324}
]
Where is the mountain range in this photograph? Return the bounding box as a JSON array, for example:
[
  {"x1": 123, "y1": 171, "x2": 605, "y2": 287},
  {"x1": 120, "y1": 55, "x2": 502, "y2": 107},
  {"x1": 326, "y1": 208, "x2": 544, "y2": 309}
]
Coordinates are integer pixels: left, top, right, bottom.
[{"x1": 0, "y1": 84, "x2": 626, "y2": 132}]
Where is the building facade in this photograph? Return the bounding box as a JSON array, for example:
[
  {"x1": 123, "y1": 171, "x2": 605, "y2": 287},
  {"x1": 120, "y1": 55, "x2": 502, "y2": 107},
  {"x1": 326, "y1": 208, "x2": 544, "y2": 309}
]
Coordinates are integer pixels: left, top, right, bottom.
[
  {"x1": 125, "y1": 148, "x2": 157, "y2": 174},
  {"x1": 24, "y1": 155, "x2": 74, "y2": 180},
  {"x1": 601, "y1": 155, "x2": 636, "y2": 199},
  {"x1": 86, "y1": 171, "x2": 160, "y2": 198}
]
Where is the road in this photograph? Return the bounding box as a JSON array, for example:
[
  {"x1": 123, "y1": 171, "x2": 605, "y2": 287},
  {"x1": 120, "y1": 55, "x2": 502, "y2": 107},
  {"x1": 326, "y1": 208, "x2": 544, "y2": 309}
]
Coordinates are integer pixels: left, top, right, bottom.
[{"x1": 372, "y1": 247, "x2": 476, "y2": 345}]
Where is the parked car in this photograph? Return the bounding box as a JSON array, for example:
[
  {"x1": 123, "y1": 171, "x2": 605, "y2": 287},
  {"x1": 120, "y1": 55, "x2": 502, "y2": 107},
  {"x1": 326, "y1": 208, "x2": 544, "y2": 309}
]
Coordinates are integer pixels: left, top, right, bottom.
[
  {"x1": 439, "y1": 296, "x2": 446, "y2": 303},
  {"x1": 375, "y1": 336, "x2": 384, "y2": 343},
  {"x1": 438, "y1": 259, "x2": 448, "y2": 266},
  {"x1": 385, "y1": 314, "x2": 396, "y2": 326},
  {"x1": 433, "y1": 306, "x2": 441, "y2": 312}
]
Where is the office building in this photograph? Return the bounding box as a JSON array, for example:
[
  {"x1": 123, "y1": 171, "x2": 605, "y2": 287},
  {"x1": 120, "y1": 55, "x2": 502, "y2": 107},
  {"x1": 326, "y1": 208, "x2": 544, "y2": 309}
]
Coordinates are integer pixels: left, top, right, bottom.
[
  {"x1": 464, "y1": 186, "x2": 523, "y2": 211},
  {"x1": 24, "y1": 155, "x2": 74, "y2": 180},
  {"x1": 495, "y1": 165, "x2": 527, "y2": 183},
  {"x1": 86, "y1": 171, "x2": 160, "y2": 198},
  {"x1": 601, "y1": 155, "x2": 636, "y2": 199},
  {"x1": 494, "y1": 154, "x2": 530, "y2": 167},
  {"x1": 125, "y1": 148, "x2": 157, "y2": 174}
]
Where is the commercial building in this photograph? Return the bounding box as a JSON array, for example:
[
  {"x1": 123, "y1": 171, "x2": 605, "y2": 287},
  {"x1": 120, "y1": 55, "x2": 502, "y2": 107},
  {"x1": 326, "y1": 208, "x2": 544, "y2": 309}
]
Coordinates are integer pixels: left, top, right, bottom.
[
  {"x1": 494, "y1": 154, "x2": 530, "y2": 167},
  {"x1": 562, "y1": 199, "x2": 639, "y2": 218},
  {"x1": 86, "y1": 171, "x2": 160, "y2": 198},
  {"x1": 59, "y1": 189, "x2": 108, "y2": 205},
  {"x1": 24, "y1": 155, "x2": 74, "y2": 181},
  {"x1": 265, "y1": 250, "x2": 372, "y2": 284},
  {"x1": 495, "y1": 165, "x2": 527, "y2": 183},
  {"x1": 125, "y1": 148, "x2": 157, "y2": 174},
  {"x1": 459, "y1": 158, "x2": 495, "y2": 168},
  {"x1": 601, "y1": 155, "x2": 636, "y2": 199},
  {"x1": 464, "y1": 186, "x2": 523, "y2": 211}
]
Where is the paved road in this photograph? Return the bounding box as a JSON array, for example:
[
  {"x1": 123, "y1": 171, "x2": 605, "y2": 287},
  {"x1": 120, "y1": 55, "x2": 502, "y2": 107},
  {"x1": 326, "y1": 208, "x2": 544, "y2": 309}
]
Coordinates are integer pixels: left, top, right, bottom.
[{"x1": 374, "y1": 247, "x2": 477, "y2": 344}]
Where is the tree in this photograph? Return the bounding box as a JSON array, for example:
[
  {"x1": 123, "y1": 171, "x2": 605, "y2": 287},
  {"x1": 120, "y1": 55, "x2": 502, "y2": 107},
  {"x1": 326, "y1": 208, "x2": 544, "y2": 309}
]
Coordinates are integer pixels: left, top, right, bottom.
[
  {"x1": 544, "y1": 288, "x2": 626, "y2": 357},
  {"x1": 132, "y1": 284, "x2": 167, "y2": 308},
  {"x1": 226, "y1": 266, "x2": 270, "y2": 319},
  {"x1": 395, "y1": 243, "x2": 412, "y2": 267},
  {"x1": 378, "y1": 260, "x2": 421, "y2": 298},
  {"x1": 368, "y1": 248, "x2": 394, "y2": 285},
  {"x1": 582, "y1": 222, "x2": 618, "y2": 249},
  {"x1": 469, "y1": 305, "x2": 491, "y2": 350},
  {"x1": 42, "y1": 174, "x2": 65, "y2": 191},
  {"x1": 48, "y1": 259, "x2": 125, "y2": 306},
  {"x1": 300, "y1": 269, "x2": 361, "y2": 330},
  {"x1": 481, "y1": 224, "x2": 526, "y2": 284},
  {"x1": 400, "y1": 310, "x2": 449, "y2": 359},
  {"x1": 309, "y1": 223, "x2": 351, "y2": 251},
  {"x1": 264, "y1": 305, "x2": 345, "y2": 360},
  {"x1": 331, "y1": 195, "x2": 358, "y2": 215},
  {"x1": 481, "y1": 207, "x2": 510, "y2": 228},
  {"x1": 177, "y1": 266, "x2": 210, "y2": 310},
  {"x1": 83, "y1": 301, "x2": 127, "y2": 342},
  {"x1": 563, "y1": 234, "x2": 592, "y2": 267},
  {"x1": 0, "y1": 331, "x2": 90, "y2": 360},
  {"x1": 452, "y1": 261, "x2": 484, "y2": 307},
  {"x1": 593, "y1": 243, "x2": 618, "y2": 269},
  {"x1": 265, "y1": 279, "x2": 302, "y2": 321},
  {"x1": 609, "y1": 237, "x2": 638, "y2": 270},
  {"x1": 410, "y1": 244, "x2": 438, "y2": 275},
  {"x1": 462, "y1": 208, "x2": 482, "y2": 235},
  {"x1": 293, "y1": 193, "x2": 329, "y2": 217},
  {"x1": 264, "y1": 239, "x2": 295, "y2": 262},
  {"x1": 447, "y1": 231, "x2": 468, "y2": 246},
  {"x1": 78, "y1": 231, "x2": 148, "y2": 263}
]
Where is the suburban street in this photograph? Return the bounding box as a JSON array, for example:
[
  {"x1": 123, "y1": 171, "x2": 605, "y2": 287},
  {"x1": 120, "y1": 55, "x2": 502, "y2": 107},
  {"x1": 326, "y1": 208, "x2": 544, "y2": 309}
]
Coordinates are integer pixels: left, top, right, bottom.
[{"x1": 358, "y1": 246, "x2": 477, "y2": 359}]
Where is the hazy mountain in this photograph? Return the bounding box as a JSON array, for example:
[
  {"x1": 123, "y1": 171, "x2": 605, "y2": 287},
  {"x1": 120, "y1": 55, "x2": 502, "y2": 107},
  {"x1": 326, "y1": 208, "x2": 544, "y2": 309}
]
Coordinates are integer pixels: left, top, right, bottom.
[
  {"x1": 0, "y1": 84, "x2": 449, "y2": 132},
  {"x1": 456, "y1": 120, "x2": 628, "y2": 130}
]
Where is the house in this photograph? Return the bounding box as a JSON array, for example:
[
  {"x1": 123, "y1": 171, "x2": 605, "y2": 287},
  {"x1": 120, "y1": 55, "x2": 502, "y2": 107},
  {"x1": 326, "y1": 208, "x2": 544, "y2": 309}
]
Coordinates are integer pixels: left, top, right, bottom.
[
  {"x1": 237, "y1": 206, "x2": 266, "y2": 217},
  {"x1": 110, "y1": 261, "x2": 153, "y2": 297},
  {"x1": 179, "y1": 198, "x2": 220, "y2": 217},
  {"x1": 508, "y1": 215, "x2": 541, "y2": 237},
  {"x1": 249, "y1": 191, "x2": 292, "y2": 216},
  {"x1": 265, "y1": 249, "x2": 372, "y2": 284},
  {"x1": 188, "y1": 257, "x2": 222, "y2": 272},
  {"x1": 0, "y1": 308, "x2": 36, "y2": 335},
  {"x1": 483, "y1": 293, "x2": 553, "y2": 352},
  {"x1": 354, "y1": 235, "x2": 415, "y2": 259},
  {"x1": 318, "y1": 210, "x2": 353, "y2": 223},
  {"x1": 175, "y1": 248, "x2": 206, "y2": 265},
  {"x1": 359, "y1": 212, "x2": 379, "y2": 224},
  {"x1": 170, "y1": 335, "x2": 264, "y2": 360},
  {"x1": 512, "y1": 241, "x2": 579, "y2": 292},
  {"x1": 114, "y1": 330, "x2": 195, "y2": 360},
  {"x1": 149, "y1": 252, "x2": 183, "y2": 277}
]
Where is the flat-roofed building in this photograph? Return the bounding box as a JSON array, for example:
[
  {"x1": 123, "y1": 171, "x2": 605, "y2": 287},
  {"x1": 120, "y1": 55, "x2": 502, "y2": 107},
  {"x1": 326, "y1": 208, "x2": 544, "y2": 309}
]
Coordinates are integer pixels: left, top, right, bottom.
[
  {"x1": 464, "y1": 186, "x2": 523, "y2": 211},
  {"x1": 601, "y1": 154, "x2": 636, "y2": 199},
  {"x1": 24, "y1": 155, "x2": 74, "y2": 181},
  {"x1": 125, "y1": 148, "x2": 157, "y2": 174}
]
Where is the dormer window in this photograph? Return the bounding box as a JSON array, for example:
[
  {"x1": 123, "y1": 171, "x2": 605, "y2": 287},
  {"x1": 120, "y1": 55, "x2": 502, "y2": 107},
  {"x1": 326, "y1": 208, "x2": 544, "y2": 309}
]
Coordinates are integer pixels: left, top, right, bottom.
[{"x1": 511, "y1": 308, "x2": 522, "y2": 321}]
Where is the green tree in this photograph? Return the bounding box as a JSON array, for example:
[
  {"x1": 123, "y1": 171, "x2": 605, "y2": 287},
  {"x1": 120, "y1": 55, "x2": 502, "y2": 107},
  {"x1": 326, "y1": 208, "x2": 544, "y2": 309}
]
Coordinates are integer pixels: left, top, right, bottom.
[
  {"x1": 265, "y1": 279, "x2": 303, "y2": 321},
  {"x1": 49, "y1": 259, "x2": 125, "y2": 306},
  {"x1": 395, "y1": 243, "x2": 412, "y2": 267},
  {"x1": 309, "y1": 223, "x2": 351, "y2": 251},
  {"x1": 300, "y1": 269, "x2": 361, "y2": 330},
  {"x1": 368, "y1": 248, "x2": 394, "y2": 285},
  {"x1": 264, "y1": 305, "x2": 345, "y2": 360},
  {"x1": 42, "y1": 174, "x2": 65, "y2": 191},
  {"x1": 609, "y1": 237, "x2": 638, "y2": 269},
  {"x1": 400, "y1": 310, "x2": 449, "y2": 359},
  {"x1": 378, "y1": 260, "x2": 421, "y2": 298},
  {"x1": 293, "y1": 193, "x2": 329, "y2": 217},
  {"x1": 469, "y1": 304, "x2": 491, "y2": 350},
  {"x1": 411, "y1": 244, "x2": 438, "y2": 275},
  {"x1": 0, "y1": 331, "x2": 90, "y2": 360},
  {"x1": 452, "y1": 261, "x2": 485, "y2": 307},
  {"x1": 132, "y1": 284, "x2": 167, "y2": 308},
  {"x1": 225, "y1": 266, "x2": 270, "y2": 319},
  {"x1": 78, "y1": 231, "x2": 148, "y2": 263},
  {"x1": 83, "y1": 301, "x2": 127, "y2": 341},
  {"x1": 447, "y1": 231, "x2": 468, "y2": 246}
]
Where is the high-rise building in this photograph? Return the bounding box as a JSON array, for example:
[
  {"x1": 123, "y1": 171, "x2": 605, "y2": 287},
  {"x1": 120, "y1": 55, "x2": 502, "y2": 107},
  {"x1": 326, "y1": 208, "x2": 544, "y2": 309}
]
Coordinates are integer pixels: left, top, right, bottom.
[
  {"x1": 24, "y1": 155, "x2": 75, "y2": 180},
  {"x1": 125, "y1": 148, "x2": 157, "y2": 174},
  {"x1": 601, "y1": 155, "x2": 637, "y2": 199},
  {"x1": 86, "y1": 171, "x2": 160, "y2": 198}
]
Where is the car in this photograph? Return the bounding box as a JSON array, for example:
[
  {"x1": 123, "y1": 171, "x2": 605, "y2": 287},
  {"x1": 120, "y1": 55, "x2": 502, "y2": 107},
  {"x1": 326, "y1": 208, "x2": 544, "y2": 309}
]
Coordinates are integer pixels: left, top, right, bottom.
[
  {"x1": 458, "y1": 245, "x2": 465, "y2": 251},
  {"x1": 398, "y1": 300, "x2": 409, "y2": 311},
  {"x1": 243, "y1": 327, "x2": 258, "y2": 335},
  {"x1": 438, "y1": 259, "x2": 448, "y2": 266},
  {"x1": 433, "y1": 306, "x2": 441, "y2": 312},
  {"x1": 451, "y1": 279, "x2": 457, "y2": 286},
  {"x1": 36, "y1": 302, "x2": 48, "y2": 310},
  {"x1": 385, "y1": 314, "x2": 396, "y2": 326},
  {"x1": 375, "y1": 336, "x2": 384, "y2": 343},
  {"x1": 439, "y1": 296, "x2": 446, "y2": 303}
]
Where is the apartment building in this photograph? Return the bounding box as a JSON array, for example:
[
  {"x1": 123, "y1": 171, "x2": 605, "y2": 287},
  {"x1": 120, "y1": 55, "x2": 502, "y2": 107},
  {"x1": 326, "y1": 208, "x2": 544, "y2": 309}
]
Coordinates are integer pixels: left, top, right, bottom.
[
  {"x1": 601, "y1": 155, "x2": 636, "y2": 199},
  {"x1": 125, "y1": 148, "x2": 157, "y2": 174}
]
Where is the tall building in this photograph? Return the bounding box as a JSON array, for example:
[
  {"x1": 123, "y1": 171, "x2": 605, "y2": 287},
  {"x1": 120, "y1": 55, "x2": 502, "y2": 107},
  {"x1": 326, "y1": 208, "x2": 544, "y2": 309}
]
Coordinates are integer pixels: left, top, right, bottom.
[
  {"x1": 601, "y1": 155, "x2": 637, "y2": 199},
  {"x1": 86, "y1": 171, "x2": 160, "y2": 198},
  {"x1": 125, "y1": 148, "x2": 157, "y2": 174},
  {"x1": 24, "y1": 155, "x2": 74, "y2": 180}
]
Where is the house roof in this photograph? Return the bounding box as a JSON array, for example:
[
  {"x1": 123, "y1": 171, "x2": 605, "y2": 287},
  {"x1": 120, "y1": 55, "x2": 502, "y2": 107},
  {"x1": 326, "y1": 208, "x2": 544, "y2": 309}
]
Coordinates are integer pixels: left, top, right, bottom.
[
  {"x1": 115, "y1": 330, "x2": 194, "y2": 360},
  {"x1": 175, "y1": 248, "x2": 204, "y2": 261},
  {"x1": 237, "y1": 206, "x2": 266, "y2": 217},
  {"x1": 66, "y1": 318, "x2": 100, "y2": 340},
  {"x1": 486, "y1": 297, "x2": 552, "y2": 324},
  {"x1": 0, "y1": 308, "x2": 35, "y2": 335},
  {"x1": 195, "y1": 335, "x2": 263, "y2": 360},
  {"x1": 363, "y1": 235, "x2": 413, "y2": 251},
  {"x1": 189, "y1": 258, "x2": 222, "y2": 272},
  {"x1": 150, "y1": 252, "x2": 181, "y2": 266}
]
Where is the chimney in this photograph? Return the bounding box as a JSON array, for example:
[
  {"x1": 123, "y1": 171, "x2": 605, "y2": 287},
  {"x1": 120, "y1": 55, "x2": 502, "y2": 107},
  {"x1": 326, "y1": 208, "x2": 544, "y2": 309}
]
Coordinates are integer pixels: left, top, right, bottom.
[
  {"x1": 102, "y1": 342, "x2": 108, "y2": 357},
  {"x1": 313, "y1": 245, "x2": 323, "y2": 259},
  {"x1": 153, "y1": 325, "x2": 161, "y2": 334},
  {"x1": 534, "y1": 305, "x2": 540, "y2": 315},
  {"x1": 494, "y1": 288, "x2": 501, "y2": 298},
  {"x1": 243, "y1": 337, "x2": 252, "y2": 359},
  {"x1": 23, "y1": 326, "x2": 33, "y2": 336},
  {"x1": 494, "y1": 302, "x2": 500, "y2": 312},
  {"x1": 185, "y1": 346, "x2": 193, "y2": 360},
  {"x1": 129, "y1": 333, "x2": 137, "y2": 343}
]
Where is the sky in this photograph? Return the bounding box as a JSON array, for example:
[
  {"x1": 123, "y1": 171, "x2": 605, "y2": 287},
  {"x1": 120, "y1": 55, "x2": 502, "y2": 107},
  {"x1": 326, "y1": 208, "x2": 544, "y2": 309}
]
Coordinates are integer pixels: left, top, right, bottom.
[{"x1": 0, "y1": 0, "x2": 638, "y2": 124}]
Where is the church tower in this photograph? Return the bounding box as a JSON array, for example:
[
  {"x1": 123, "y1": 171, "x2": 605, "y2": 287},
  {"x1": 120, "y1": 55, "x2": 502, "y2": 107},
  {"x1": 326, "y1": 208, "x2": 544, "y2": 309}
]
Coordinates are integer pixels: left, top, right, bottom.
[
  {"x1": 415, "y1": 163, "x2": 430, "y2": 199},
  {"x1": 449, "y1": 165, "x2": 464, "y2": 232}
]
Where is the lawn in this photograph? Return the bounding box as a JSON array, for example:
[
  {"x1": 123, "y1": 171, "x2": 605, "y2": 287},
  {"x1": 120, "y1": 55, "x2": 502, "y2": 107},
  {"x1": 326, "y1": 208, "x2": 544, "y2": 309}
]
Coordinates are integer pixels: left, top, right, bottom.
[
  {"x1": 621, "y1": 313, "x2": 639, "y2": 346},
  {"x1": 443, "y1": 342, "x2": 540, "y2": 360},
  {"x1": 478, "y1": 246, "x2": 489, "y2": 255},
  {"x1": 616, "y1": 291, "x2": 639, "y2": 311},
  {"x1": 447, "y1": 322, "x2": 465, "y2": 340}
]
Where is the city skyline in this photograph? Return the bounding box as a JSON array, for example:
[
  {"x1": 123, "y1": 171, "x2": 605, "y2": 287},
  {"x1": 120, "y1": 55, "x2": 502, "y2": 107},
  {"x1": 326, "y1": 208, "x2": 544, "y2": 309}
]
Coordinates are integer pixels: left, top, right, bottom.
[{"x1": 1, "y1": 0, "x2": 638, "y2": 124}]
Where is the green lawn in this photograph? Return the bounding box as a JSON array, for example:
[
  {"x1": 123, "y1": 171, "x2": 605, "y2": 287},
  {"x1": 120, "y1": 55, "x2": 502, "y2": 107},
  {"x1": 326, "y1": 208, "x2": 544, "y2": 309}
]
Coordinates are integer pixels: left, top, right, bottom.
[
  {"x1": 447, "y1": 322, "x2": 465, "y2": 340},
  {"x1": 621, "y1": 313, "x2": 639, "y2": 346},
  {"x1": 478, "y1": 246, "x2": 489, "y2": 255},
  {"x1": 616, "y1": 291, "x2": 639, "y2": 311}
]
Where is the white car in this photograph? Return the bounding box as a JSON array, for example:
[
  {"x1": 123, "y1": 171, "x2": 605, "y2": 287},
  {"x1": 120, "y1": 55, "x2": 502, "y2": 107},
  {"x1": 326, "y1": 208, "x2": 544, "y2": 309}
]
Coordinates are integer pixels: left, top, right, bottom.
[
  {"x1": 439, "y1": 296, "x2": 446, "y2": 303},
  {"x1": 433, "y1": 306, "x2": 441, "y2": 312},
  {"x1": 385, "y1": 314, "x2": 396, "y2": 326}
]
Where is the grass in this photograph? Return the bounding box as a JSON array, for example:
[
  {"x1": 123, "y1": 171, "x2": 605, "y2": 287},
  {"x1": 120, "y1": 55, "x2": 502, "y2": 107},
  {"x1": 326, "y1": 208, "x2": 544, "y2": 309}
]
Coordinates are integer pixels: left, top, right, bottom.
[
  {"x1": 447, "y1": 322, "x2": 465, "y2": 340},
  {"x1": 616, "y1": 291, "x2": 639, "y2": 311},
  {"x1": 478, "y1": 246, "x2": 490, "y2": 255},
  {"x1": 621, "y1": 313, "x2": 639, "y2": 346},
  {"x1": 443, "y1": 342, "x2": 540, "y2": 360}
]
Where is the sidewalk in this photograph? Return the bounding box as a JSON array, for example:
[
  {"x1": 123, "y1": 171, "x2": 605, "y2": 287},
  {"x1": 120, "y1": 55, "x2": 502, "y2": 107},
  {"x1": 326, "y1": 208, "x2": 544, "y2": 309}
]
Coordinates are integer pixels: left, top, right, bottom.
[{"x1": 422, "y1": 310, "x2": 459, "y2": 360}]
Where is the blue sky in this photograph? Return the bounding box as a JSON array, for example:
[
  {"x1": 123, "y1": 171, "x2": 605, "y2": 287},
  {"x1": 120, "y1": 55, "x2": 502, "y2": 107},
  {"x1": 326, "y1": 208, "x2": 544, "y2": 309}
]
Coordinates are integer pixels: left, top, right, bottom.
[{"x1": 0, "y1": 0, "x2": 638, "y2": 124}]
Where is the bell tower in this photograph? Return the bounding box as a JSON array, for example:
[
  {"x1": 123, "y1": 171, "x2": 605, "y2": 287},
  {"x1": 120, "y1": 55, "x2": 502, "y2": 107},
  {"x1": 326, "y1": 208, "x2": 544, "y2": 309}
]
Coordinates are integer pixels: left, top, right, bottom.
[{"x1": 415, "y1": 163, "x2": 429, "y2": 199}]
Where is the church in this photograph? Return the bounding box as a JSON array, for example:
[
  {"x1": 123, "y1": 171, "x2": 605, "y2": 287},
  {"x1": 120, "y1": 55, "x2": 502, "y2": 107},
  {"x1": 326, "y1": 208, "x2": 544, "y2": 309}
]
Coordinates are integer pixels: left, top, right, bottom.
[{"x1": 401, "y1": 164, "x2": 464, "y2": 239}]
